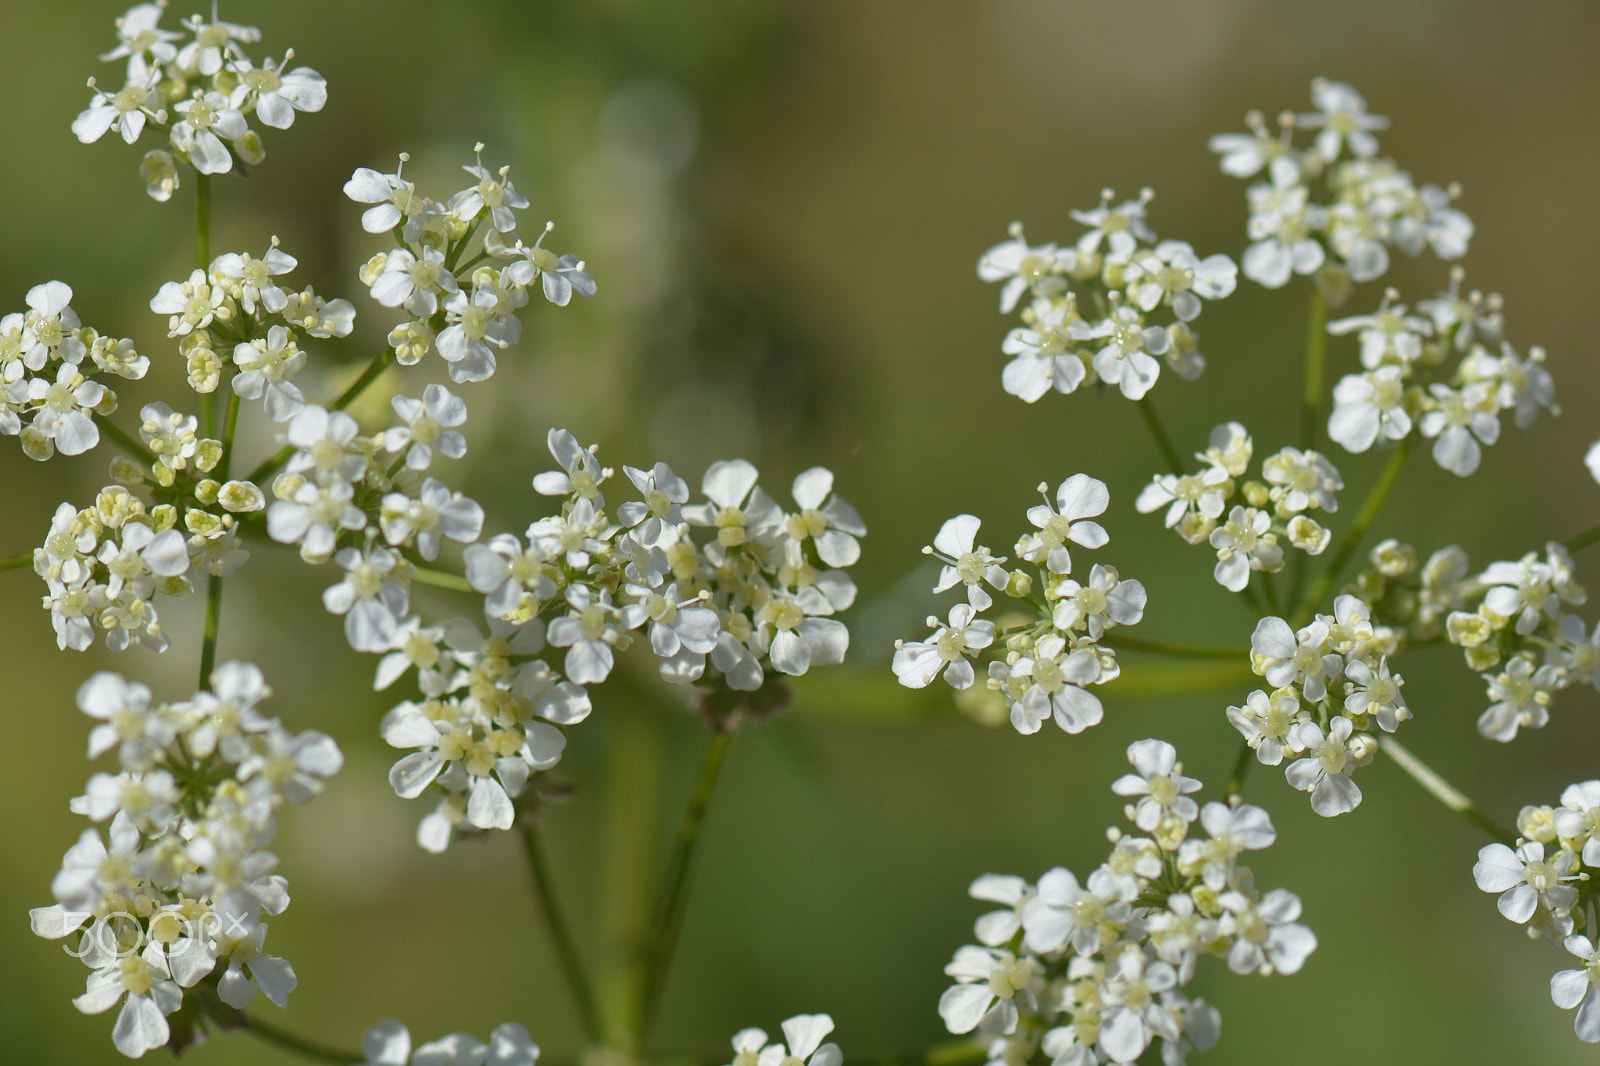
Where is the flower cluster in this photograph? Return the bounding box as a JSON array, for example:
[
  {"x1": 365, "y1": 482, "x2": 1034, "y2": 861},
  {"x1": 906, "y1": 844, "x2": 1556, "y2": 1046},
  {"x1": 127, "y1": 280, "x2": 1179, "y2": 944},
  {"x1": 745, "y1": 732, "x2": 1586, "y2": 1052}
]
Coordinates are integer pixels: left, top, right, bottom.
[
  {"x1": 29, "y1": 664, "x2": 341, "y2": 1057},
  {"x1": 0, "y1": 281, "x2": 149, "y2": 460},
  {"x1": 1325, "y1": 278, "x2": 1554, "y2": 476},
  {"x1": 1211, "y1": 78, "x2": 1470, "y2": 294},
  {"x1": 894, "y1": 474, "x2": 1145, "y2": 737},
  {"x1": 1473, "y1": 783, "x2": 1600, "y2": 1042},
  {"x1": 74, "y1": 4, "x2": 326, "y2": 199},
  {"x1": 1136, "y1": 421, "x2": 1342, "y2": 592},
  {"x1": 977, "y1": 190, "x2": 1237, "y2": 403},
  {"x1": 1344, "y1": 538, "x2": 1592, "y2": 742},
  {"x1": 937, "y1": 739, "x2": 1315, "y2": 1065},
  {"x1": 372, "y1": 432, "x2": 863, "y2": 849},
  {"x1": 1229, "y1": 593, "x2": 1409, "y2": 816},
  {"x1": 347, "y1": 146, "x2": 594, "y2": 384},
  {"x1": 723, "y1": 1014, "x2": 841, "y2": 1066},
  {"x1": 149, "y1": 237, "x2": 355, "y2": 415},
  {"x1": 356, "y1": 1019, "x2": 539, "y2": 1066},
  {"x1": 35, "y1": 480, "x2": 257, "y2": 653}
]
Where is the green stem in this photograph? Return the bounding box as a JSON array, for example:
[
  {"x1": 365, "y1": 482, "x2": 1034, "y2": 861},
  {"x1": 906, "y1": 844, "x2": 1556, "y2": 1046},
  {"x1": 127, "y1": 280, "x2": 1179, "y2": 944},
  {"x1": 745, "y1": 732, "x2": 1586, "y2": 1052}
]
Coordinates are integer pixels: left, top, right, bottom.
[
  {"x1": 244, "y1": 347, "x2": 396, "y2": 486},
  {"x1": 1225, "y1": 736, "x2": 1255, "y2": 800},
  {"x1": 1379, "y1": 736, "x2": 1515, "y2": 844},
  {"x1": 218, "y1": 390, "x2": 242, "y2": 479},
  {"x1": 0, "y1": 551, "x2": 32, "y2": 573},
  {"x1": 1300, "y1": 287, "x2": 1328, "y2": 451},
  {"x1": 240, "y1": 1014, "x2": 363, "y2": 1065},
  {"x1": 94, "y1": 414, "x2": 155, "y2": 466},
  {"x1": 1136, "y1": 395, "x2": 1184, "y2": 474},
  {"x1": 198, "y1": 572, "x2": 223, "y2": 687},
  {"x1": 1101, "y1": 634, "x2": 1248, "y2": 659},
  {"x1": 638, "y1": 730, "x2": 734, "y2": 1044},
  {"x1": 1260, "y1": 568, "x2": 1281, "y2": 617},
  {"x1": 410, "y1": 565, "x2": 472, "y2": 593},
  {"x1": 1292, "y1": 436, "x2": 1412, "y2": 626},
  {"x1": 1564, "y1": 522, "x2": 1600, "y2": 555},
  {"x1": 518, "y1": 815, "x2": 604, "y2": 1044},
  {"x1": 856, "y1": 1040, "x2": 989, "y2": 1066},
  {"x1": 195, "y1": 173, "x2": 211, "y2": 269}
]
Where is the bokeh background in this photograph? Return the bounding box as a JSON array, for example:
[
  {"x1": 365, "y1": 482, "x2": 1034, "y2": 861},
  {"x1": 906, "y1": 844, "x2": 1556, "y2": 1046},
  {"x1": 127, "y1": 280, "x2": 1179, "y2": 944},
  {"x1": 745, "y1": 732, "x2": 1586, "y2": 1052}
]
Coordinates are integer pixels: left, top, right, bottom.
[{"x1": 3, "y1": 1, "x2": 1600, "y2": 1063}]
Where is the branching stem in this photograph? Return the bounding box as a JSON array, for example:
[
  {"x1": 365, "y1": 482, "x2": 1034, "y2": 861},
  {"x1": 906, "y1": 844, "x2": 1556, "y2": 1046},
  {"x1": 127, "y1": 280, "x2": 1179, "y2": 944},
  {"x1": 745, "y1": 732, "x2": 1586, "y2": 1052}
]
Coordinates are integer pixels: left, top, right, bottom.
[
  {"x1": 1291, "y1": 436, "x2": 1412, "y2": 626},
  {"x1": 638, "y1": 729, "x2": 734, "y2": 1043},
  {"x1": 1300, "y1": 287, "x2": 1328, "y2": 451},
  {"x1": 1379, "y1": 736, "x2": 1515, "y2": 844},
  {"x1": 1101, "y1": 634, "x2": 1249, "y2": 660},
  {"x1": 1136, "y1": 395, "x2": 1184, "y2": 474},
  {"x1": 241, "y1": 1013, "x2": 363, "y2": 1065},
  {"x1": 518, "y1": 816, "x2": 604, "y2": 1044}
]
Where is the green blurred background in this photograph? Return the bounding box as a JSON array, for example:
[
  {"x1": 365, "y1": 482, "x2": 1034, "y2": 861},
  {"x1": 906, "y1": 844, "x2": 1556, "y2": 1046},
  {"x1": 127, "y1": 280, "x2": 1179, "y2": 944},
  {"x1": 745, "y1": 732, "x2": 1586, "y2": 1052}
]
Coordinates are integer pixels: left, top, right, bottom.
[{"x1": 3, "y1": 1, "x2": 1600, "y2": 1063}]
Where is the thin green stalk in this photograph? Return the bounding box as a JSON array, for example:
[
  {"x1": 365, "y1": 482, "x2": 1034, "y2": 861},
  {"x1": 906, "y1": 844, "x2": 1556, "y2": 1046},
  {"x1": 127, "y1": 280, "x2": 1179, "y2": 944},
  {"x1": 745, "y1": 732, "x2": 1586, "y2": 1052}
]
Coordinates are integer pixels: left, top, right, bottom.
[
  {"x1": 241, "y1": 1014, "x2": 362, "y2": 1065},
  {"x1": 1136, "y1": 395, "x2": 1184, "y2": 474},
  {"x1": 195, "y1": 173, "x2": 211, "y2": 269},
  {"x1": 1379, "y1": 736, "x2": 1515, "y2": 844},
  {"x1": 1300, "y1": 287, "x2": 1328, "y2": 451},
  {"x1": 94, "y1": 413, "x2": 155, "y2": 465},
  {"x1": 518, "y1": 816, "x2": 603, "y2": 1044},
  {"x1": 1564, "y1": 522, "x2": 1600, "y2": 556},
  {"x1": 0, "y1": 551, "x2": 32, "y2": 573},
  {"x1": 411, "y1": 566, "x2": 472, "y2": 593},
  {"x1": 245, "y1": 347, "x2": 396, "y2": 485},
  {"x1": 638, "y1": 730, "x2": 734, "y2": 1044},
  {"x1": 217, "y1": 390, "x2": 242, "y2": 478},
  {"x1": 855, "y1": 1040, "x2": 988, "y2": 1066},
  {"x1": 1292, "y1": 436, "x2": 1412, "y2": 626},
  {"x1": 1101, "y1": 634, "x2": 1249, "y2": 659},
  {"x1": 1225, "y1": 736, "x2": 1255, "y2": 800},
  {"x1": 1260, "y1": 568, "x2": 1281, "y2": 617},
  {"x1": 198, "y1": 572, "x2": 223, "y2": 687}
]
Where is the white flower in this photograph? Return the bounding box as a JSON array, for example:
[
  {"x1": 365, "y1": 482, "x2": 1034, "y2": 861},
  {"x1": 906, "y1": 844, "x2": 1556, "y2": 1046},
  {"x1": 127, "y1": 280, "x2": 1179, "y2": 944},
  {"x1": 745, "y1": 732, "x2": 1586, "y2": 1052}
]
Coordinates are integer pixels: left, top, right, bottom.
[
  {"x1": 1299, "y1": 78, "x2": 1389, "y2": 162},
  {"x1": 232, "y1": 325, "x2": 307, "y2": 422},
  {"x1": 379, "y1": 478, "x2": 485, "y2": 562},
  {"x1": 323, "y1": 545, "x2": 410, "y2": 652},
  {"x1": 450, "y1": 146, "x2": 531, "y2": 232},
  {"x1": 1000, "y1": 300, "x2": 1086, "y2": 402},
  {"x1": 1327, "y1": 289, "x2": 1432, "y2": 369},
  {"x1": 437, "y1": 286, "x2": 520, "y2": 382},
  {"x1": 939, "y1": 946, "x2": 1038, "y2": 1035},
  {"x1": 893, "y1": 603, "x2": 995, "y2": 690},
  {"x1": 1125, "y1": 240, "x2": 1237, "y2": 322},
  {"x1": 370, "y1": 246, "x2": 458, "y2": 317},
  {"x1": 267, "y1": 477, "x2": 366, "y2": 562},
  {"x1": 1051, "y1": 563, "x2": 1145, "y2": 639},
  {"x1": 783, "y1": 467, "x2": 865, "y2": 568},
  {"x1": 1553, "y1": 781, "x2": 1600, "y2": 867},
  {"x1": 547, "y1": 586, "x2": 622, "y2": 684},
  {"x1": 1210, "y1": 109, "x2": 1296, "y2": 179},
  {"x1": 27, "y1": 362, "x2": 105, "y2": 456},
  {"x1": 72, "y1": 941, "x2": 183, "y2": 1058},
  {"x1": 1209, "y1": 506, "x2": 1282, "y2": 592},
  {"x1": 380, "y1": 385, "x2": 468, "y2": 472},
  {"x1": 1018, "y1": 473, "x2": 1110, "y2": 575},
  {"x1": 925, "y1": 514, "x2": 1008, "y2": 610},
  {"x1": 617, "y1": 462, "x2": 688, "y2": 547},
  {"x1": 1178, "y1": 802, "x2": 1277, "y2": 890},
  {"x1": 230, "y1": 54, "x2": 327, "y2": 130},
  {"x1": 1071, "y1": 187, "x2": 1156, "y2": 259},
  {"x1": 978, "y1": 223, "x2": 1074, "y2": 313},
  {"x1": 73, "y1": 71, "x2": 162, "y2": 145},
  {"x1": 1285, "y1": 716, "x2": 1362, "y2": 816},
  {"x1": 1477, "y1": 653, "x2": 1559, "y2": 742},
  {"x1": 1261, "y1": 447, "x2": 1341, "y2": 514},
  {"x1": 1096, "y1": 947, "x2": 1180, "y2": 1063},
  {"x1": 1418, "y1": 382, "x2": 1499, "y2": 477},
  {"x1": 1007, "y1": 638, "x2": 1102, "y2": 735},
  {"x1": 756, "y1": 591, "x2": 850, "y2": 676},
  {"x1": 1252, "y1": 616, "x2": 1341, "y2": 701},
  {"x1": 1072, "y1": 302, "x2": 1169, "y2": 401},
  {"x1": 1551, "y1": 935, "x2": 1600, "y2": 1043},
  {"x1": 283, "y1": 405, "x2": 365, "y2": 485},
  {"x1": 1473, "y1": 840, "x2": 1578, "y2": 923},
  {"x1": 1226, "y1": 689, "x2": 1302, "y2": 767},
  {"x1": 496, "y1": 222, "x2": 596, "y2": 306},
  {"x1": 1112, "y1": 738, "x2": 1202, "y2": 832},
  {"x1": 171, "y1": 90, "x2": 248, "y2": 175},
  {"x1": 968, "y1": 874, "x2": 1032, "y2": 948},
  {"x1": 1341, "y1": 657, "x2": 1408, "y2": 732},
  {"x1": 1242, "y1": 158, "x2": 1326, "y2": 288},
  {"x1": 345, "y1": 158, "x2": 428, "y2": 241},
  {"x1": 1220, "y1": 888, "x2": 1318, "y2": 975},
  {"x1": 1327, "y1": 366, "x2": 1411, "y2": 453},
  {"x1": 212, "y1": 242, "x2": 298, "y2": 316}
]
